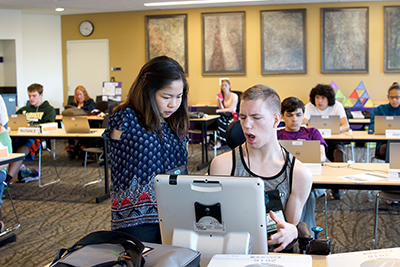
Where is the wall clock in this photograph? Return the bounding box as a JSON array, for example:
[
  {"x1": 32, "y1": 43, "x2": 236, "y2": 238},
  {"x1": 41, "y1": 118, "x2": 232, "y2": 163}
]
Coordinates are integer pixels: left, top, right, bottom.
[{"x1": 79, "y1": 20, "x2": 94, "y2": 37}]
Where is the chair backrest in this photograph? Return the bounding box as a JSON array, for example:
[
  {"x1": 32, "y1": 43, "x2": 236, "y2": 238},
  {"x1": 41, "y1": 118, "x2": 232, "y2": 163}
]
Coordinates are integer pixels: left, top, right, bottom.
[
  {"x1": 108, "y1": 100, "x2": 122, "y2": 115},
  {"x1": 102, "y1": 115, "x2": 109, "y2": 128},
  {"x1": 231, "y1": 90, "x2": 243, "y2": 115},
  {"x1": 96, "y1": 101, "x2": 109, "y2": 113},
  {"x1": 225, "y1": 120, "x2": 245, "y2": 149}
]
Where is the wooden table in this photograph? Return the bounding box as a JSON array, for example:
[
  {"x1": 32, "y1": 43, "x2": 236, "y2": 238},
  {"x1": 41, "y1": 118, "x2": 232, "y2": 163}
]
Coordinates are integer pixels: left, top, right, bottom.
[
  {"x1": 313, "y1": 162, "x2": 400, "y2": 191},
  {"x1": 56, "y1": 115, "x2": 104, "y2": 121},
  {"x1": 349, "y1": 118, "x2": 370, "y2": 124},
  {"x1": 0, "y1": 153, "x2": 26, "y2": 165},
  {"x1": 324, "y1": 131, "x2": 400, "y2": 162},
  {"x1": 190, "y1": 114, "x2": 220, "y2": 170},
  {"x1": 9, "y1": 129, "x2": 109, "y2": 203}
]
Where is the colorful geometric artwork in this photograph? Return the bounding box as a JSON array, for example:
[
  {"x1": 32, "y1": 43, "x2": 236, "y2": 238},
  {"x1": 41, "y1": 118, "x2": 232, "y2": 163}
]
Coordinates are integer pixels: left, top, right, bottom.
[
  {"x1": 347, "y1": 81, "x2": 373, "y2": 107},
  {"x1": 332, "y1": 80, "x2": 346, "y2": 103}
]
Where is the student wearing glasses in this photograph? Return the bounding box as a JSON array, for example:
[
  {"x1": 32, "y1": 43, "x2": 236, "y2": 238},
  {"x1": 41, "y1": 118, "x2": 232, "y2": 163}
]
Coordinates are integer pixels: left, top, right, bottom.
[{"x1": 368, "y1": 82, "x2": 400, "y2": 160}]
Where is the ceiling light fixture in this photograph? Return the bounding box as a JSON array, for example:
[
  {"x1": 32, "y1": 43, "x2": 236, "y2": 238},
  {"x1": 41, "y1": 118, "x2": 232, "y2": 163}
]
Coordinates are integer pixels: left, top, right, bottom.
[
  {"x1": 144, "y1": 0, "x2": 266, "y2": 7},
  {"x1": 55, "y1": 7, "x2": 64, "y2": 12}
]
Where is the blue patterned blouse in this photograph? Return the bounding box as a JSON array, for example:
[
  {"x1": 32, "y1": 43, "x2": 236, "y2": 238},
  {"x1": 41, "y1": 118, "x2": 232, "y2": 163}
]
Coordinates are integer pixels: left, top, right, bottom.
[{"x1": 102, "y1": 107, "x2": 188, "y2": 230}]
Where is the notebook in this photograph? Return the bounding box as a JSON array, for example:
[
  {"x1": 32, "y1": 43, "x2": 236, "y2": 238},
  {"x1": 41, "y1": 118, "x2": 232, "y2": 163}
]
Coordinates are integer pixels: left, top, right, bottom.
[
  {"x1": 374, "y1": 115, "x2": 400, "y2": 135},
  {"x1": 326, "y1": 247, "x2": 400, "y2": 267},
  {"x1": 309, "y1": 115, "x2": 340, "y2": 134},
  {"x1": 279, "y1": 140, "x2": 322, "y2": 175},
  {"x1": 8, "y1": 114, "x2": 28, "y2": 131},
  {"x1": 208, "y1": 254, "x2": 312, "y2": 267},
  {"x1": 62, "y1": 117, "x2": 92, "y2": 133}
]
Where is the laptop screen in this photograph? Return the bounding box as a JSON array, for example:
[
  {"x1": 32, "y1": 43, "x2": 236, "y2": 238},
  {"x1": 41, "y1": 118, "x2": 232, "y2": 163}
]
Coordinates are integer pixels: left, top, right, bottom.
[
  {"x1": 374, "y1": 116, "x2": 400, "y2": 135},
  {"x1": 8, "y1": 114, "x2": 28, "y2": 131},
  {"x1": 62, "y1": 117, "x2": 91, "y2": 133},
  {"x1": 309, "y1": 115, "x2": 340, "y2": 134},
  {"x1": 279, "y1": 140, "x2": 321, "y2": 163}
]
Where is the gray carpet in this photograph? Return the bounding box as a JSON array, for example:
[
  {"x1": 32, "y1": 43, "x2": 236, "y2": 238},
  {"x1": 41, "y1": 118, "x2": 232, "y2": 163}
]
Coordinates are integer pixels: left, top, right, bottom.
[{"x1": 0, "y1": 140, "x2": 399, "y2": 266}]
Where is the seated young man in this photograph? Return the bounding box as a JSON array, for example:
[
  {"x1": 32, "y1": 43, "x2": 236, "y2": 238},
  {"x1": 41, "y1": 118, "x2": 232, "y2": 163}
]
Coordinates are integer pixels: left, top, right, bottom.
[
  {"x1": 278, "y1": 96, "x2": 328, "y2": 233},
  {"x1": 302, "y1": 84, "x2": 350, "y2": 200},
  {"x1": 209, "y1": 85, "x2": 312, "y2": 252},
  {"x1": 7, "y1": 83, "x2": 56, "y2": 183}
]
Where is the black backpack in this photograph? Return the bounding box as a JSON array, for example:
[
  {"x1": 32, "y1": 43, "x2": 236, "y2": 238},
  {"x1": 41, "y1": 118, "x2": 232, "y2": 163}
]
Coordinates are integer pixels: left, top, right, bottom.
[{"x1": 50, "y1": 231, "x2": 145, "y2": 267}]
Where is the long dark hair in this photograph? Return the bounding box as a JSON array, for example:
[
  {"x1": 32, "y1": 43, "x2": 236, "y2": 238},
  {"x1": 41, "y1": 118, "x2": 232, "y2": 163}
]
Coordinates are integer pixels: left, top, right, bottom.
[
  {"x1": 220, "y1": 79, "x2": 231, "y2": 99},
  {"x1": 114, "y1": 56, "x2": 189, "y2": 138}
]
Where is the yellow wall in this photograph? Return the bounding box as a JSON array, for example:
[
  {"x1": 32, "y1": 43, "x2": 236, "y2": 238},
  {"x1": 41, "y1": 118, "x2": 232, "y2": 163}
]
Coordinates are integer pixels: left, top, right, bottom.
[{"x1": 61, "y1": 1, "x2": 400, "y2": 106}]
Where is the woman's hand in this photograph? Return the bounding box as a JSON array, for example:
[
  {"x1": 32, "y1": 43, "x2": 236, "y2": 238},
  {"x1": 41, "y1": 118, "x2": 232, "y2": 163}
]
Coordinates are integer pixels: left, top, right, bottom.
[{"x1": 267, "y1": 210, "x2": 298, "y2": 252}]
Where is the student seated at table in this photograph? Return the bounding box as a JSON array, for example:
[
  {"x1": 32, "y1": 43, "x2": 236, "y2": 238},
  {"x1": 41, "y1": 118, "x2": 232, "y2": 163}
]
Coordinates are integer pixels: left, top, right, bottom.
[
  {"x1": 0, "y1": 122, "x2": 12, "y2": 229},
  {"x1": 64, "y1": 85, "x2": 97, "y2": 154},
  {"x1": 68, "y1": 85, "x2": 97, "y2": 112},
  {"x1": 210, "y1": 85, "x2": 312, "y2": 252},
  {"x1": 278, "y1": 96, "x2": 327, "y2": 232},
  {"x1": 6, "y1": 83, "x2": 56, "y2": 184},
  {"x1": 302, "y1": 84, "x2": 349, "y2": 199},
  {"x1": 368, "y1": 82, "x2": 400, "y2": 160},
  {"x1": 214, "y1": 79, "x2": 239, "y2": 149}
]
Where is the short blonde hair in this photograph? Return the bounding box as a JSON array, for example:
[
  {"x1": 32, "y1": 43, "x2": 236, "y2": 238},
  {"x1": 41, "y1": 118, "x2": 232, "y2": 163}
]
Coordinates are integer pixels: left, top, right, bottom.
[{"x1": 242, "y1": 84, "x2": 281, "y2": 115}]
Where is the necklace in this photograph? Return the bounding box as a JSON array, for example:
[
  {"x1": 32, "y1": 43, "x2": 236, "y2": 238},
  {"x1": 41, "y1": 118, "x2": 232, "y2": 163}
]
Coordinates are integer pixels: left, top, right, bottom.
[{"x1": 245, "y1": 142, "x2": 286, "y2": 173}]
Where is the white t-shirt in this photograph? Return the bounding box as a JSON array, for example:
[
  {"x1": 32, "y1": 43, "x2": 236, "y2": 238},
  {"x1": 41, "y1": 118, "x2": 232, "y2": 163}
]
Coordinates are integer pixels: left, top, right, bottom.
[
  {"x1": 304, "y1": 101, "x2": 347, "y2": 120},
  {"x1": 0, "y1": 95, "x2": 8, "y2": 126}
]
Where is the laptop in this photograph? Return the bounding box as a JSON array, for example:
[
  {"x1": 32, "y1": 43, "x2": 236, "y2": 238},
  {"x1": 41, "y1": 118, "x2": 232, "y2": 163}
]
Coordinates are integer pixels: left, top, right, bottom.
[
  {"x1": 374, "y1": 115, "x2": 400, "y2": 135},
  {"x1": 279, "y1": 140, "x2": 321, "y2": 175},
  {"x1": 309, "y1": 115, "x2": 340, "y2": 134},
  {"x1": 8, "y1": 114, "x2": 28, "y2": 131},
  {"x1": 195, "y1": 106, "x2": 217, "y2": 115},
  {"x1": 62, "y1": 117, "x2": 93, "y2": 133}
]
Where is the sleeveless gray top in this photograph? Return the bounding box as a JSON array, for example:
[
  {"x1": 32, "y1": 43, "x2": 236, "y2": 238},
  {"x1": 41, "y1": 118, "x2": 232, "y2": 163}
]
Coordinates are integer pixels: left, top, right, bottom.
[{"x1": 230, "y1": 145, "x2": 295, "y2": 211}]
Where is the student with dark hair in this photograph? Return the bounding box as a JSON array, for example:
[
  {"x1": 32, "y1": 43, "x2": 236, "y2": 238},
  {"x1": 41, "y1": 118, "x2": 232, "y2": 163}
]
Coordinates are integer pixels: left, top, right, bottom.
[
  {"x1": 6, "y1": 83, "x2": 56, "y2": 184},
  {"x1": 102, "y1": 56, "x2": 189, "y2": 243},
  {"x1": 369, "y1": 82, "x2": 400, "y2": 160},
  {"x1": 278, "y1": 96, "x2": 327, "y2": 231},
  {"x1": 303, "y1": 84, "x2": 349, "y2": 199},
  {"x1": 210, "y1": 85, "x2": 312, "y2": 252}
]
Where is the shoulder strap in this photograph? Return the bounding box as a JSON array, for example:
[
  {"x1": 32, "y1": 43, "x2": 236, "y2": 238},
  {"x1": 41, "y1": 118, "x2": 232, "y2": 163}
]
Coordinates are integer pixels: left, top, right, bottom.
[
  {"x1": 289, "y1": 154, "x2": 296, "y2": 194},
  {"x1": 230, "y1": 148, "x2": 237, "y2": 176}
]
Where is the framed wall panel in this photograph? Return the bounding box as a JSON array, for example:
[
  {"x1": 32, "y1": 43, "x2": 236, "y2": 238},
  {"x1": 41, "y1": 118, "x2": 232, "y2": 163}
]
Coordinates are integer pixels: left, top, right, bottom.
[
  {"x1": 384, "y1": 6, "x2": 400, "y2": 73},
  {"x1": 261, "y1": 9, "x2": 307, "y2": 74},
  {"x1": 202, "y1": 12, "x2": 245, "y2": 75},
  {"x1": 146, "y1": 14, "x2": 188, "y2": 74},
  {"x1": 321, "y1": 7, "x2": 369, "y2": 73}
]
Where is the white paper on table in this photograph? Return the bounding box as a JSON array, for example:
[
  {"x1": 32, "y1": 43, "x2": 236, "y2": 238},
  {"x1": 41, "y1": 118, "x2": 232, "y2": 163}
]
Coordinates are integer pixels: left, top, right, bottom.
[
  {"x1": 338, "y1": 172, "x2": 388, "y2": 183},
  {"x1": 350, "y1": 111, "x2": 364, "y2": 119}
]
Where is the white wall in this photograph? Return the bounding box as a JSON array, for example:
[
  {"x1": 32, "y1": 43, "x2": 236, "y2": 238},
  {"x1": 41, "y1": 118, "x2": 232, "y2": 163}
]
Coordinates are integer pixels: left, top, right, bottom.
[
  {"x1": 21, "y1": 14, "x2": 63, "y2": 109},
  {"x1": 0, "y1": 9, "x2": 23, "y2": 106},
  {"x1": 0, "y1": 42, "x2": 3, "y2": 85}
]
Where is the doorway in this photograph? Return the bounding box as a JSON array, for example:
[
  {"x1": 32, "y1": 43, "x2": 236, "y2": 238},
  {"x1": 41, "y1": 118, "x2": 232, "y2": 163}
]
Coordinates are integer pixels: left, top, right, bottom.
[{"x1": 66, "y1": 39, "x2": 109, "y2": 101}]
